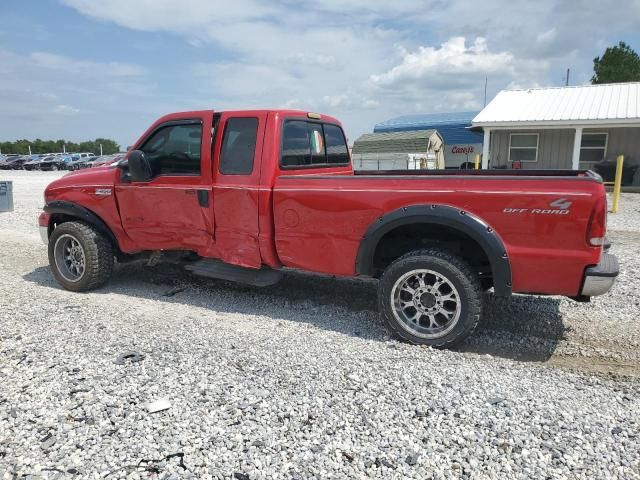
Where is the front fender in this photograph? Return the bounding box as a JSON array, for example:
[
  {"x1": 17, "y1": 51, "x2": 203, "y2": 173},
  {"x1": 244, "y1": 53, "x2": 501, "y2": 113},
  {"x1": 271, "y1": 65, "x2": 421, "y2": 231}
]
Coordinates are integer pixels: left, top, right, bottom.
[{"x1": 44, "y1": 200, "x2": 119, "y2": 248}]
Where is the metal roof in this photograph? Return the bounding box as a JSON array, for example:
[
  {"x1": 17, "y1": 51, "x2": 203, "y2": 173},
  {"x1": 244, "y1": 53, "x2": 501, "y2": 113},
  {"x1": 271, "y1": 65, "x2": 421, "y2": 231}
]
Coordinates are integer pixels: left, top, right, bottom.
[
  {"x1": 473, "y1": 82, "x2": 640, "y2": 127},
  {"x1": 374, "y1": 111, "x2": 482, "y2": 144},
  {"x1": 352, "y1": 129, "x2": 441, "y2": 154}
]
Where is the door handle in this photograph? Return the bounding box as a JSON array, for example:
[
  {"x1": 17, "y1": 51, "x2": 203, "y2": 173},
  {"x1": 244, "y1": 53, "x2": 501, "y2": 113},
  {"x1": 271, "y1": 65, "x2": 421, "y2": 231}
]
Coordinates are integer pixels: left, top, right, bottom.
[{"x1": 197, "y1": 190, "x2": 209, "y2": 207}]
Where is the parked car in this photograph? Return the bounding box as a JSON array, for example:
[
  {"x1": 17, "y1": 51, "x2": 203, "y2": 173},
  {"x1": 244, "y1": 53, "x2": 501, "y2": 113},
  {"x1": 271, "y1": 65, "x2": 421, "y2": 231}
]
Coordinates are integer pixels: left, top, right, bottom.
[
  {"x1": 75, "y1": 156, "x2": 99, "y2": 170},
  {"x1": 0, "y1": 155, "x2": 30, "y2": 170},
  {"x1": 67, "y1": 155, "x2": 86, "y2": 170},
  {"x1": 65, "y1": 154, "x2": 82, "y2": 170},
  {"x1": 88, "y1": 154, "x2": 124, "y2": 168},
  {"x1": 38, "y1": 109, "x2": 618, "y2": 348},
  {"x1": 593, "y1": 159, "x2": 639, "y2": 186},
  {"x1": 22, "y1": 155, "x2": 49, "y2": 171},
  {"x1": 67, "y1": 160, "x2": 85, "y2": 171},
  {"x1": 38, "y1": 154, "x2": 70, "y2": 171},
  {"x1": 0, "y1": 154, "x2": 19, "y2": 165},
  {"x1": 0, "y1": 154, "x2": 19, "y2": 169}
]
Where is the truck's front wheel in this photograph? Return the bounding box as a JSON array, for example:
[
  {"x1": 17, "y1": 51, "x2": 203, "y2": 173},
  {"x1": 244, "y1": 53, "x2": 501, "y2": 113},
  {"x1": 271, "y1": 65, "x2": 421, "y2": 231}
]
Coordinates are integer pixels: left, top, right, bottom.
[
  {"x1": 48, "y1": 221, "x2": 114, "y2": 292},
  {"x1": 379, "y1": 248, "x2": 482, "y2": 348}
]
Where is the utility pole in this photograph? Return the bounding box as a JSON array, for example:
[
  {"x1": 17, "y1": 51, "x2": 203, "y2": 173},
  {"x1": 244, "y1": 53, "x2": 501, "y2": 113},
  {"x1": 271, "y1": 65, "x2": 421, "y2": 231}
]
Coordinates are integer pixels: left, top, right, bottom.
[
  {"x1": 566, "y1": 68, "x2": 570, "y2": 86},
  {"x1": 28, "y1": 145, "x2": 32, "y2": 156},
  {"x1": 100, "y1": 143, "x2": 103, "y2": 156},
  {"x1": 484, "y1": 76, "x2": 488, "y2": 107},
  {"x1": 63, "y1": 143, "x2": 66, "y2": 153}
]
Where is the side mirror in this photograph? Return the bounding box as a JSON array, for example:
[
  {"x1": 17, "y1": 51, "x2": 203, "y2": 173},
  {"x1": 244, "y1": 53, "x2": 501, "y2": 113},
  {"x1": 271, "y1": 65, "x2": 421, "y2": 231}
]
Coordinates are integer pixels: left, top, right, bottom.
[{"x1": 127, "y1": 150, "x2": 153, "y2": 182}]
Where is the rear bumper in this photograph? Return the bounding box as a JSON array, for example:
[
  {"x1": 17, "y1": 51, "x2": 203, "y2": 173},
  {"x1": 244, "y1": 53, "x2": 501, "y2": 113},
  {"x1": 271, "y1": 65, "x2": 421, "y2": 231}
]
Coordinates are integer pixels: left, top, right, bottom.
[{"x1": 581, "y1": 253, "x2": 619, "y2": 296}]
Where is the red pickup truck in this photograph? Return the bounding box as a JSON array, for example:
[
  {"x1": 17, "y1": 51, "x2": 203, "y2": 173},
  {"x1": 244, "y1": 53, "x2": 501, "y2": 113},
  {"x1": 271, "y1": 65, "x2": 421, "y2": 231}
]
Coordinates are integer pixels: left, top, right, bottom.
[{"x1": 39, "y1": 109, "x2": 618, "y2": 347}]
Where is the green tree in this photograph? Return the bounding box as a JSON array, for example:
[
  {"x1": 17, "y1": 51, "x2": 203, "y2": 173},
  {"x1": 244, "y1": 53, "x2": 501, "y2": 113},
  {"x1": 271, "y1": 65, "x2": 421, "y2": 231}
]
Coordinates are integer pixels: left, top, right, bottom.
[
  {"x1": 94, "y1": 138, "x2": 120, "y2": 155},
  {"x1": 592, "y1": 41, "x2": 640, "y2": 84},
  {"x1": 0, "y1": 138, "x2": 120, "y2": 155},
  {"x1": 78, "y1": 138, "x2": 120, "y2": 155}
]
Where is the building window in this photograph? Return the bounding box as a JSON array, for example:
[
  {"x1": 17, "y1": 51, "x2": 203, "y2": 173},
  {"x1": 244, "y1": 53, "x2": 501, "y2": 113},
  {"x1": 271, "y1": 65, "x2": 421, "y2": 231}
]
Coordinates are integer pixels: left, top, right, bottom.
[
  {"x1": 509, "y1": 133, "x2": 539, "y2": 162},
  {"x1": 579, "y1": 132, "x2": 607, "y2": 166}
]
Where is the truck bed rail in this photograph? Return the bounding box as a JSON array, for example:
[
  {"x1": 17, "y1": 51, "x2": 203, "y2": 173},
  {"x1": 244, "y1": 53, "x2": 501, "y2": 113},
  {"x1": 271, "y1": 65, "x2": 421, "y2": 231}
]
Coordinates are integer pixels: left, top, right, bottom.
[{"x1": 353, "y1": 169, "x2": 601, "y2": 181}]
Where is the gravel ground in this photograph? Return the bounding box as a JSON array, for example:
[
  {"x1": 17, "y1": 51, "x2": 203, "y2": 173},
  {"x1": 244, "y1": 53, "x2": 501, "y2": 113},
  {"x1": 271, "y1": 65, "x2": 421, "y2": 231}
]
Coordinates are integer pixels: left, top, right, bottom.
[{"x1": 1, "y1": 171, "x2": 639, "y2": 479}]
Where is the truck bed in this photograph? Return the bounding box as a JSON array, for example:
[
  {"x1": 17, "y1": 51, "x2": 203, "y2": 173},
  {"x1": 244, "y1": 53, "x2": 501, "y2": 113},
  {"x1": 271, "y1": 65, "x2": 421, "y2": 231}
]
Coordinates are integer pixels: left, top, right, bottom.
[{"x1": 273, "y1": 171, "x2": 605, "y2": 296}]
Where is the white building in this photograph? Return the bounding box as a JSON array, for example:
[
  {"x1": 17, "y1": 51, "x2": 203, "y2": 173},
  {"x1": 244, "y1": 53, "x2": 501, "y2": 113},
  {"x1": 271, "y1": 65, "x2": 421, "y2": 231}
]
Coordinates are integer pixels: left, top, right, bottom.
[{"x1": 472, "y1": 82, "x2": 640, "y2": 184}]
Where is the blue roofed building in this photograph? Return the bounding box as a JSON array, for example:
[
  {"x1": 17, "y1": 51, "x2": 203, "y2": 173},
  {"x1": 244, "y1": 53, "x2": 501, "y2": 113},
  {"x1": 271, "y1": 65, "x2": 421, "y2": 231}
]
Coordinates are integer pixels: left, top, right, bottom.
[{"x1": 374, "y1": 112, "x2": 483, "y2": 168}]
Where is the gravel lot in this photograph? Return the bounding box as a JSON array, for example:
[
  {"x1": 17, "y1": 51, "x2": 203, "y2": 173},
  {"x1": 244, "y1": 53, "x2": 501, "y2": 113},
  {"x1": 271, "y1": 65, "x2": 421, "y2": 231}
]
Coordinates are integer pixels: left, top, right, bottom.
[{"x1": 1, "y1": 171, "x2": 639, "y2": 479}]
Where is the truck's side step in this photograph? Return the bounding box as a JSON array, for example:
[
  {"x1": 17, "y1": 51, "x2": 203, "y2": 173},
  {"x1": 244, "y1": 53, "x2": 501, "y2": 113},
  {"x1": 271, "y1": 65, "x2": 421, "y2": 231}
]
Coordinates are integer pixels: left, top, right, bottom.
[{"x1": 185, "y1": 259, "x2": 282, "y2": 287}]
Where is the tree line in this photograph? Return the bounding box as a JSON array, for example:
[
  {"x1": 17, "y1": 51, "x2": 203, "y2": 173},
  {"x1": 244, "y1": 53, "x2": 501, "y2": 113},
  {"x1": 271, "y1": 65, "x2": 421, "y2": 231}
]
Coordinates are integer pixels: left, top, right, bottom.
[{"x1": 0, "y1": 138, "x2": 121, "y2": 155}]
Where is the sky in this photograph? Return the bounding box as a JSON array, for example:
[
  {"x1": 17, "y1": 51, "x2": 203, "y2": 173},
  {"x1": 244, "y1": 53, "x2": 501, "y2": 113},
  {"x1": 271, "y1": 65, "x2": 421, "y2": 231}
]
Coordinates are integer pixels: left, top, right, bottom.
[{"x1": 1, "y1": 0, "x2": 640, "y2": 148}]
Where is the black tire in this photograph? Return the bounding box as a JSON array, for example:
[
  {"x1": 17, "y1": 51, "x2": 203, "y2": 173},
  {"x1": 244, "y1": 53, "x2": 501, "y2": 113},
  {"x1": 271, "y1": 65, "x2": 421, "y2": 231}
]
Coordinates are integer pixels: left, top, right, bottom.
[
  {"x1": 48, "y1": 221, "x2": 114, "y2": 292},
  {"x1": 378, "y1": 248, "x2": 482, "y2": 348}
]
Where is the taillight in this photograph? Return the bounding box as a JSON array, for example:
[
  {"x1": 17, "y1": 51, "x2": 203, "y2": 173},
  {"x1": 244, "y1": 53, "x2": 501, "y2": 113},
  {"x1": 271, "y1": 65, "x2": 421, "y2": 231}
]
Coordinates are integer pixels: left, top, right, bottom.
[{"x1": 587, "y1": 195, "x2": 607, "y2": 247}]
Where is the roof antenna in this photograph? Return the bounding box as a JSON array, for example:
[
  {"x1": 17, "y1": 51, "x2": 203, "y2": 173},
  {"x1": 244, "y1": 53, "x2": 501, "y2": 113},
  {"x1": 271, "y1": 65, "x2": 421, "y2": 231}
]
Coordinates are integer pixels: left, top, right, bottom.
[{"x1": 483, "y1": 76, "x2": 488, "y2": 107}]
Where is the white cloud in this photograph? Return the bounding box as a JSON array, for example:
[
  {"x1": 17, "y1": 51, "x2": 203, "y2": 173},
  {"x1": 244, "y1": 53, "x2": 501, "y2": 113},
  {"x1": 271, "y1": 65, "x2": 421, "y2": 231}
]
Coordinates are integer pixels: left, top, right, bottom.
[
  {"x1": 8, "y1": 0, "x2": 640, "y2": 143},
  {"x1": 54, "y1": 104, "x2": 81, "y2": 115},
  {"x1": 320, "y1": 94, "x2": 351, "y2": 108},
  {"x1": 368, "y1": 37, "x2": 548, "y2": 117},
  {"x1": 193, "y1": 62, "x2": 299, "y2": 103},
  {"x1": 58, "y1": 0, "x2": 591, "y2": 139},
  {"x1": 371, "y1": 38, "x2": 519, "y2": 87},
  {"x1": 287, "y1": 53, "x2": 340, "y2": 68},
  {"x1": 31, "y1": 52, "x2": 144, "y2": 77},
  {"x1": 60, "y1": 0, "x2": 275, "y2": 31}
]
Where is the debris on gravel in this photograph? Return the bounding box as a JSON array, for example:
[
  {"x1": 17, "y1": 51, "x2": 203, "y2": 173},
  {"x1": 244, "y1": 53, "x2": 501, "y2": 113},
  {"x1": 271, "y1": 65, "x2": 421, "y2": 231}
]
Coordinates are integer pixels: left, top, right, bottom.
[
  {"x1": 145, "y1": 398, "x2": 172, "y2": 414},
  {"x1": 113, "y1": 351, "x2": 146, "y2": 365},
  {"x1": 1, "y1": 172, "x2": 639, "y2": 479}
]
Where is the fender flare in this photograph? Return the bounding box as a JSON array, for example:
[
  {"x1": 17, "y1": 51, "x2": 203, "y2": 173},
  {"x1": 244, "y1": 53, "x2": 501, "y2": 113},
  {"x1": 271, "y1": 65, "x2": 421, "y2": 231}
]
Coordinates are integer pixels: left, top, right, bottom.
[
  {"x1": 44, "y1": 200, "x2": 119, "y2": 249},
  {"x1": 355, "y1": 204, "x2": 512, "y2": 296}
]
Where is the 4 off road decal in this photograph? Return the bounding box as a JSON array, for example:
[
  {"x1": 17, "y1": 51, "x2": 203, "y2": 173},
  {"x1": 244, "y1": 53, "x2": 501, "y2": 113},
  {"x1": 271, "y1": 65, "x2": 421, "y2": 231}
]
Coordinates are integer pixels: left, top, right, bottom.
[
  {"x1": 504, "y1": 198, "x2": 573, "y2": 216},
  {"x1": 548, "y1": 198, "x2": 572, "y2": 210}
]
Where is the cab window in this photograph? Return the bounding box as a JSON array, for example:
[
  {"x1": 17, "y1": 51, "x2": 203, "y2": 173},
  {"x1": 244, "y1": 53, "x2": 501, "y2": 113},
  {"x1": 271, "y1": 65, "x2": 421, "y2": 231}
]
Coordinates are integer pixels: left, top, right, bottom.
[
  {"x1": 219, "y1": 117, "x2": 258, "y2": 175},
  {"x1": 141, "y1": 122, "x2": 202, "y2": 175},
  {"x1": 281, "y1": 120, "x2": 349, "y2": 168},
  {"x1": 324, "y1": 124, "x2": 350, "y2": 164}
]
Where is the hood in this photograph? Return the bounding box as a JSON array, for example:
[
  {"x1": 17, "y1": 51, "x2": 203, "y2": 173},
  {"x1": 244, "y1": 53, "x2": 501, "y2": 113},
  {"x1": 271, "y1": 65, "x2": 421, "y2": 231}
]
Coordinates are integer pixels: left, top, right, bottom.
[{"x1": 45, "y1": 165, "x2": 120, "y2": 193}]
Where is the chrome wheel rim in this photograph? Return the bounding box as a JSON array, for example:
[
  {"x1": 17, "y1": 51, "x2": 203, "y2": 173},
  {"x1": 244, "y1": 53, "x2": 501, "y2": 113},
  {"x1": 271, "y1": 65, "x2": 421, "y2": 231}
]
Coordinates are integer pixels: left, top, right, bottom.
[
  {"x1": 54, "y1": 234, "x2": 86, "y2": 282},
  {"x1": 391, "y1": 269, "x2": 461, "y2": 339}
]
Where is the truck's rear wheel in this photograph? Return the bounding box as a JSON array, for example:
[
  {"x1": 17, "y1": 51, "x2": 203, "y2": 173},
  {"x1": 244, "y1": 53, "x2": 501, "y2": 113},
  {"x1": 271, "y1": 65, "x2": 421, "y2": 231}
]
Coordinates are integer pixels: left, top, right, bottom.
[
  {"x1": 48, "y1": 221, "x2": 114, "y2": 292},
  {"x1": 379, "y1": 248, "x2": 482, "y2": 347}
]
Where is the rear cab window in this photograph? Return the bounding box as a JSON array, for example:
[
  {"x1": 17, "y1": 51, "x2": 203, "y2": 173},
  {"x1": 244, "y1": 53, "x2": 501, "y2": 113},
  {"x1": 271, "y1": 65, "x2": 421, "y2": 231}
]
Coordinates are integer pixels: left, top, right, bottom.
[
  {"x1": 219, "y1": 117, "x2": 259, "y2": 175},
  {"x1": 281, "y1": 120, "x2": 349, "y2": 169}
]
